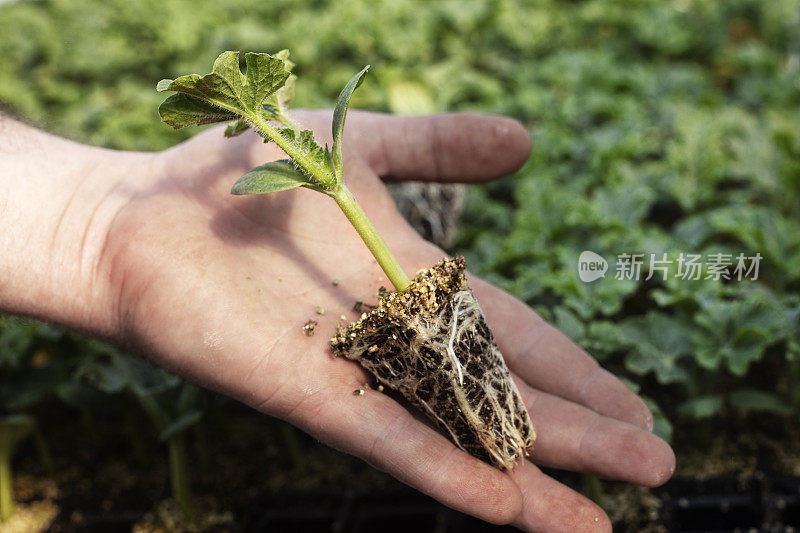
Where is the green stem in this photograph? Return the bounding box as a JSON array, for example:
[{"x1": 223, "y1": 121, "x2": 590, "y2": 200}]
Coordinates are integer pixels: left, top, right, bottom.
[
  {"x1": 248, "y1": 113, "x2": 413, "y2": 292},
  {"x1": 193, "y1": 422, "x2": 211, "y2": 478},
  {"x1": 582, "y1": 474, "x2": 606, "y2": 509},
  {"x1": 275, "y1": 111, "x2": 300, "y2": 136},
  {"x1": 0, "y1": 446, "x2": 12, "y2": 523},
  {"x1": 125, "y1": 412, "x2": 150, "y2": 467},
  {"x1": 249, "y1": 114, "x2": 333, "y2": 188},
  {"x1": 32, "y1": 427, "x2": 53, "y2": 475},
  {"x1": 168, "y1": 436, "x2": 194, "y2": 522},
  {"x1": 334, "y1": 186, "x2": 411, "y2": 292},
  {"x1": 279, "y1": 423, "x2": 307, "y2": 476}
]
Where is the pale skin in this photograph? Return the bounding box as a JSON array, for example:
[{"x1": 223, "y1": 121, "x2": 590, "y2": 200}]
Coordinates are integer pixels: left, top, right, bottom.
[{"x1": 0, "y1": 110, "x2": 675, "y2": 532}]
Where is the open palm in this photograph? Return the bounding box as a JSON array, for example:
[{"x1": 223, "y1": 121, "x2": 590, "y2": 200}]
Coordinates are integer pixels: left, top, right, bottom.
[{"x1": 100, "y1": 111, "x2": 674, "y2": 532}]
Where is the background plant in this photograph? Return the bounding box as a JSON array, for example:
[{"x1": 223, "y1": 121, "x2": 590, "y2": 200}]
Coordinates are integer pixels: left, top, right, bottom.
[
  {"x1": 77, "y1": 348, "x2": 206, "y2": 521},
  {"x1": 0, "y1": 317, "x2": 74, "y2": 521}
]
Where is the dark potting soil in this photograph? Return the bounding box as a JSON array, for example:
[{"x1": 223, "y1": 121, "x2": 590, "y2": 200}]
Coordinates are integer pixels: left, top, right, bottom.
[
  {"x1": 657, "y1": 475, "x2": 800, "y2": 532},
  {"x1": 46, "y1": 491, "x2": 153, "y2": 532}
]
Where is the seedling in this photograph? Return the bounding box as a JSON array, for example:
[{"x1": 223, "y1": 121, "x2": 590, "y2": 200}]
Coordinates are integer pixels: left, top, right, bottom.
[
  {"x1": 0, "y1": 415, "x2": 34, "y2": 522},
  {"x1": 157, "y1": 50, "x2": 535, "y2": 470},
  {"x1": 0, "y1": 318, "x2": 63, "y2": 522},
  {"x1": 81, "y1": 350, "x2": 202, "y2": 521}
]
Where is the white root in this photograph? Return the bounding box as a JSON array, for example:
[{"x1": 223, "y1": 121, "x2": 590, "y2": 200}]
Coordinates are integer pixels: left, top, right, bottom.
[{"x1": 446, "y1": 290, "x2": 471, "y2": 386}]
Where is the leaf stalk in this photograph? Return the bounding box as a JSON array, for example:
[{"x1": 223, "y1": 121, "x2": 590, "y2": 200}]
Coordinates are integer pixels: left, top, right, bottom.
[
  {"x1": 0, "y1": 442, "x2": 12, "y2": 522},
  {"x1": 249, "y1": 113, "x2": 412, "y2": 292},
  {"x1": 168, "y1": 435, "x2": 195, "y2": 522},
  {"x1": 249, "y1": 114, "x2": 334, "y2": 189}
]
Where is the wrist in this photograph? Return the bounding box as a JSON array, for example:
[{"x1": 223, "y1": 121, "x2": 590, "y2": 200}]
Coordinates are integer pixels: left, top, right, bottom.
[{"x1": 0, "y1": 115, "x2": 154, "y2": 338}]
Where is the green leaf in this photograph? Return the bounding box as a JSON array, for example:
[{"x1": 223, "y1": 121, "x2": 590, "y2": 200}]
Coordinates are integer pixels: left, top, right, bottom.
[
  {"x1": 728, "y1": 389, "x2": 792, "y2": 415},
  {"x1": 159, "y1": 410, "x2": 202, "y2": 442},
  {"x1": 552, "y1": 307, "x2": 586, "y2": 343},
  {"x1": 275, "y1": 74, "x2": 296, "y2": 110},
  {"x1": 272, "y1": 128, "x2": 334, "y2": 183},
  {"x1": 692, "y1": 292, "x2": 783, "y2": 375},
  {"x1": 177, "y1": 384, "x2": 198, "y2": 413},
  {"x1": 158, "y1": 93, "x2": 238, "y2": 130},
  {"x1": 264, "y1": 49, "x2": 296, "y2": 113},
  {"x1": 727, "y1": 327, "x2": 771, "y2": 375},
  {"x1": 231, "y1": 159, "x2": 317, "y2": 195},
  {"x1": 224, "y1": 119, "x2": 251, "y2": 138},
  {"x1": 678, "y1": 395, "x2": 724, "y2": 420},
  {"x1": 0, "y1": 319, "x2": 36, "y2": 368},
  {"x1": 620, "y1": 312, "x2": 692, "y2": 384},
  {"x1": 0, "y1": 414, "x2": 35, "y2": 451},
  {"x1": 157, "y1": 50, "x2": 290, "y2": 128},
  {"x1": 584, "y1": 321, "x2": 624, "y2": 360},
  {"x1": 332, "y1": 66, "x2": 369, "y2": 182},
  {"x1": 642, "y1": 397, "x2": 673, "y2": 442},
  {"x1": 82, "y1": 350, "x2": 179, "y2": 397}
]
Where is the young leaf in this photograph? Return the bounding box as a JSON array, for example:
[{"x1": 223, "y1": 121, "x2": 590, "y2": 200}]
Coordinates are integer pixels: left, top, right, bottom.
[
  {"x1": 331, "y1": 66, "x2": 369, "y2": 182},
  {"x1": 231, "y1": 160, "x2": 320, "y2": 195},
  {"x1": 159, "y1": 93, "x2": 238, "y2": 130},
  {"x1": 677, "y1": 395, "x2": 724, "y2": 420},
  {"x1": 620, "y1": 312, "x2": 692, "y2": 384},
  {"x1": 157, "y1": 51, "x2": 290, "y2": 124},
  {"x1": 159, "y1": 410, "x2": 203, "y2": 442},
  {"x1": 267, "y1": 128, "x2": 334, "y2": 185},
  {"x1": 224, "y1": 119, "x2": 251, "y2": 138},
  {"x1": 275, "y1": 74, "x2": 296, "y2": 111},
  {"x1": 0, "y1": 414, "x2": 35, "y2": 449},
  {"x1": 728, "y1": 389, "x2": 792, "y2": 415},
  {"x1": 641, "y1": 397, "x2": 673, "y2": 442},
  {"x1": 264, "y1": 49, "x2": 296, "y2": 114}
]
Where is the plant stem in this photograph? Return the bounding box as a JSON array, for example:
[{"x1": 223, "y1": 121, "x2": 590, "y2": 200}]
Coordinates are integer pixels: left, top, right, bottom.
[
  {"x1": 249, "y1": 114, "x2": 334, "y2": 189},
  {"x1": 275, "y1": 111, "x2": 300, "y2": 136},
  {"x1": 582, "y1": 474, "x2": 606, "y2": 509},
  {"x1": 193, "y1": 422, "x2": 211, "y2": 478},
  {"x1": 168, "y1": 435, "x2": 194, "y2": 522},
  {"x1": 0, "y1": 446, "x2": 12, "y2": 523},
  {"x1": 248, "y1": 113, "x2": 413, "y2": 292},
  {"x1": 279, "y1": 422, "x2": 307, "y2": 476},
  {"x1": 32, "y1": 427, "x2": 54, "y2": 475},
  {"x1": 334, "y1": 186, "x2": 411, "y2": 292}
]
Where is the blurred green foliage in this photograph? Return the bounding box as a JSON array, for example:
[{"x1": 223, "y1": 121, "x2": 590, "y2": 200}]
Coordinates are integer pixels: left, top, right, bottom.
[{"x1": 1, "y1": 0, "x2": 800, "y2": 445}]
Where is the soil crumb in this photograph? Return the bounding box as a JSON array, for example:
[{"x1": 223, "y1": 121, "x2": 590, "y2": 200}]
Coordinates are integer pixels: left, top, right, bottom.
[
  {"x1": 302, "y1": 320, "x2": 317, "y2": 336},
  {"x1": 132, "y1": 498, "x2": 234, "y2": 533},
  {"x1": 0, "y1": 500, "x2": 59, "y2": 533}
]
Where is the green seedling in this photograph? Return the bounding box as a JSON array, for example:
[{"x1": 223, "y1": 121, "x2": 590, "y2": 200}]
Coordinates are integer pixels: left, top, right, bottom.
[
  {"x1": 81, "y1": 350, "x2": 202, "y2": 522},
  {"x1": 0, "y1": 318, "x2": 67, "y2": 522},
  {"x1": 157, "y1": 50, "x2": 409, "y2": 292},
  {"x1": 0, "y1": 415, "x2": 34, "y2": 522},
  {"x1": 157, "y1": 51, "x2": 535, "y2": 470}
]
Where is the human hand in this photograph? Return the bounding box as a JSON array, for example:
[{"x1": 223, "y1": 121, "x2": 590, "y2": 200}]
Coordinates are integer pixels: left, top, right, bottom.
[{"x1": 0, "y1": 111, "x2": 674, "y2": 532}]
